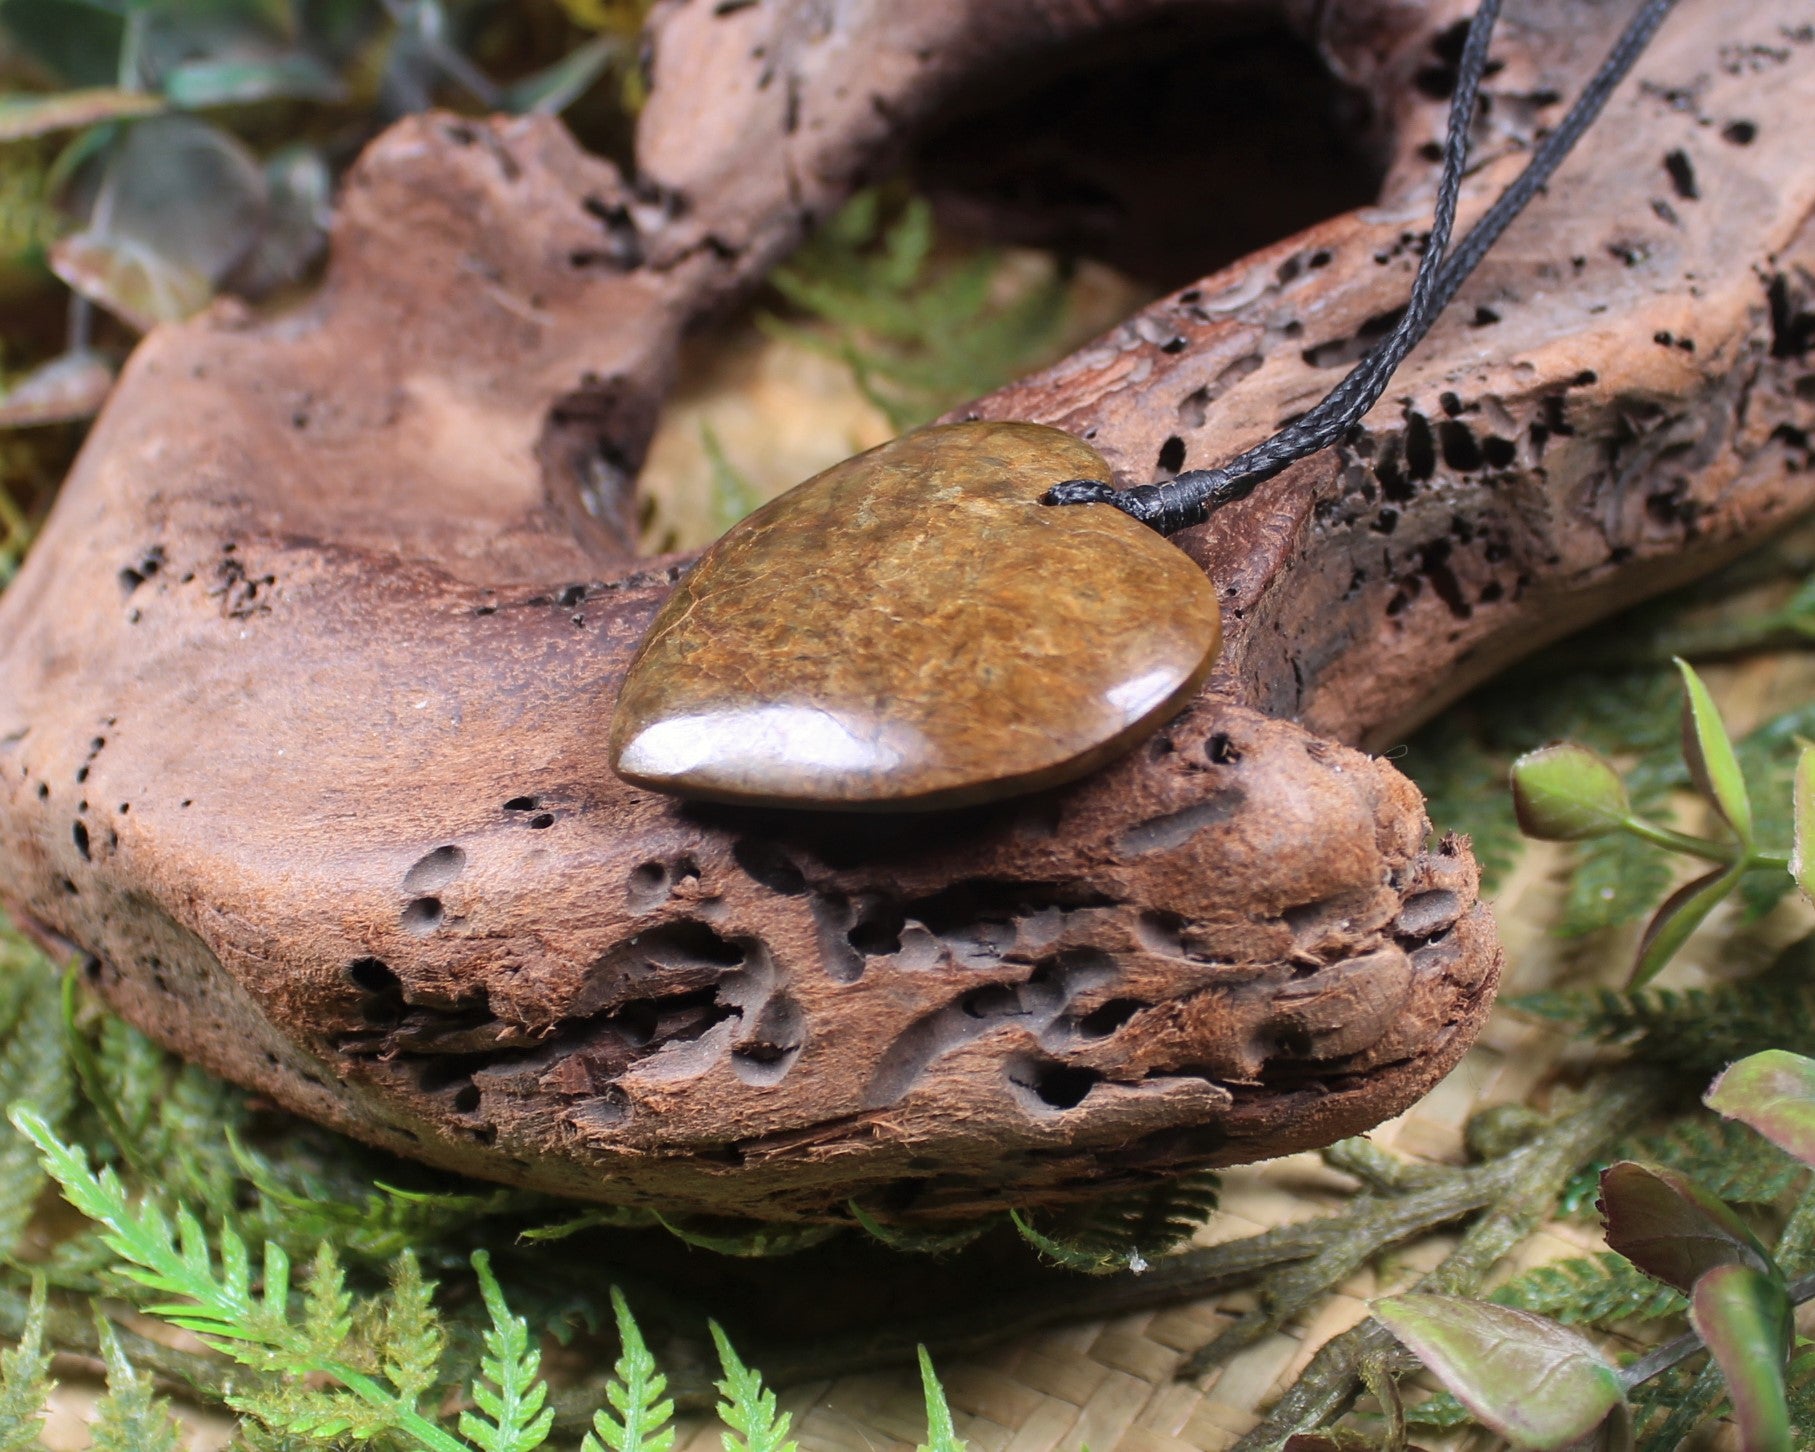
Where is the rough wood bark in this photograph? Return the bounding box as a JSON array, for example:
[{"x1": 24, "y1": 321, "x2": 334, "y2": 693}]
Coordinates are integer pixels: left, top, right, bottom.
[{"x1": 0, "y1": 0, "x2": 1808, "y2": 1222}]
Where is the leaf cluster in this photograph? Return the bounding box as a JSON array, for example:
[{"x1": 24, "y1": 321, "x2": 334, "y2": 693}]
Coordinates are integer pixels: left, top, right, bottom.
[
  {"x1": 763, "y1": 189, "x2": 1073, "y2": 433},
  {"x1": 1376, "y1": 1050, "x2": 1815, "y2": 1452},
  {"x1": 0, "y1": 0, "x2": 633, "y2": 427}
]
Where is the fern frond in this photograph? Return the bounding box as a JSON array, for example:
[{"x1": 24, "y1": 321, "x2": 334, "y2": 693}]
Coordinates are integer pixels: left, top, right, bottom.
[
  {"x1": 711, "y1": 1322, "x2": 796, "y2": 1452},
  {"x1": 1401, "y1": 1390, "x2": 1472, "y2": 1430},
  {"x1": 1787, "y1": 1343, "x2": 1815, "y2": 1452},
  {"x1": 0, "y1": 1278, "x2": 53, "y2": 1452},
  {"x1": 848, "y1": 1204, "x2": 991, "y2": 1255},
  {"x1": 1564, "y1": 1113, "x2": 1805, "y2": 1215},
  {"x1": 766, "y1": 190, "x2": 1070, "y2": 431},
  {"x1": 915, "y1": 1348, "x2": 966, "y2": 1452},
  {"x1": 1010, "y1": 1172, "x2": 1220, "y2": 1274},
  {"x1": 1631, "y1": 1358, "x2": 1725, "y2": 1452},
  {"x1": 1404, "y1": 716, "x2": 1524, "y2": 887},
  {"x1": 0, "y1": 960, "x2": 73, "y2": 1256},
  {"x1": 11, "y1": 1108, "x2": 470, "y2": 1452},
  {"x1": 379, "y1": 1251, "x2": 444, "y2": 1408},
  {"x1": 583, "y1": 1289, "x2": 675, "y2": 1452},
  {"x1": 653, "y1": 1214, "x2": 839, "y2": 1258},
  {"x1": 89, "y1": 1314, "x2": 183, "y2": 1452},
  {"x1": 1514, "y1": 939, "x2": 1815, "y2": 1075},
  {"x1": 1489, "y1": 1253, "x2": 1686, "y2": 1327},
  {"x1": 457, "y1": 1250, "x2": 553, "y2": 1452}
]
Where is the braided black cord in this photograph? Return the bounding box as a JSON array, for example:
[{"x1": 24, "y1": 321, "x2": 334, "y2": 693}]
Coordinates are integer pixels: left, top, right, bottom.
[{"x1": 1046, "y1": 0, "x2": 1678, "y2": 534}]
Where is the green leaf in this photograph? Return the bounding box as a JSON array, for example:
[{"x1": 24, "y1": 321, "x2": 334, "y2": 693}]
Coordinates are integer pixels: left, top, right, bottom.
[
  {"x1": 1629, "y1": 860, "x2": 1744, "y2": 988},
  {"x1": 230, "y1": 144, "x2": 329, "y2": 298},
  {"x1": 504, "y1": 36, "x2": 617, "y2": 115},
  {"x1": 162, "y1": 55, "x2": 344, "y2": 109},
  {"x1": 457, "y1": 1250, "x2": 554, "y2": 1452},
  {"x1": 1705, "y1": 1049, "x2": 1815, "y2": 1170},
  {"x1": 50, "y1": 232, "x2": 210, "y2": 332},
  {"x1": 1676, "y1": 659, "x2": 1752, "y2": 843},
  {"x1": 582, "y1": 1288, "x2": 675, "y2": 1452},
  {"x1": 916, "y1": 1347, "x2": 965, "y2": 1452},
  {"x1": 1372, "y1": 1293, "x2": 1624, "y2": 1449},
  {"x1": 1792, "y1": 746, "x2": 1814, "y2": 904},
  {"x1": 1688, "y1": 1263, "x2": 1792, "y2": 1452},
  {"x1": 0, "y1": 950, "x2": 75, "y2": 1256},
  {"x1": 848, "y1": 1203, "x2": 991, "y2": 1255},
  {"x1": 1510, "y1": 743, "x2": 1630, "y2": 840},
  {"x1": 0, "y1": 87, "x2": 162, "y2": 141},
  {"x1": 1559, "y1": 752, "x2": 1681, "y2": 936},
  {"x1": 1597, "y1": 1161, "x2": 1772, "y2": 1294},
  {"x1": 711, "y1": 1322, "x2": 796, "y2": 1452},
  {"x1": 52, "y1": 115, "x2": 266, "y2": 331},
  {"x1": 0, "y1": 1279, "x2": 54, "y2": 1452},
  {"x1": 0, "y1": 2, "x2": 126, "y2": 87}
]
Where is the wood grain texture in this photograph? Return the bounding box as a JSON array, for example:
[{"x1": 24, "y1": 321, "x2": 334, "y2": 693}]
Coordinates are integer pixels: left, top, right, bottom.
[{"x1": 0, "y1": 0, "x2": 1808, "y2": 1220}]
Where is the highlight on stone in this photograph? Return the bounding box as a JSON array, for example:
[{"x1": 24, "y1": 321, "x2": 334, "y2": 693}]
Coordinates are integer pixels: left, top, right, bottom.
[{"x1": 609, "y1": 421, "x2": 1224, "y2": 810}]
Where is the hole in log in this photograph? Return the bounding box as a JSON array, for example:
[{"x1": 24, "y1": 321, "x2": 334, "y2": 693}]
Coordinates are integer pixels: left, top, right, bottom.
[
  {"x1": 403, "y1": 845, "x2": 466, "y2": 894},
  {"x1": 402, "y1": 898, "x2": 443, "y2": 934},
  {"x1": 732, "y1": 837, "x2": 807, "y2": 895},
  {"x1": 1011, "y1": 1059, "x2": 1102, "y2": 1111},
  {"x1": 347, "y1": 957, "x2": 398, "y2": 993},
  {"x1": 1077, "y1": 998, "x2": 1143, "y2": 1037},
  {"x1": 911, "y1": 12, "x2": 1383, "y2": 290}
]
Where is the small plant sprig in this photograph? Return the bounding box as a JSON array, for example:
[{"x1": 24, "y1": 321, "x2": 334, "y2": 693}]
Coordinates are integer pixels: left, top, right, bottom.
[
  {"x1": 1374, "y1": 1047, "x2": 1815, "y2": 1452},
  {"x1": 1511, "y1": 659, "x2": 1813, "y2": 985},
  {"x1": 0, "y1": 0, "x2": 627, "y2": 427},
  {"x1": 7, "y1": 1103, "x2": 984, "y2": 1452}
]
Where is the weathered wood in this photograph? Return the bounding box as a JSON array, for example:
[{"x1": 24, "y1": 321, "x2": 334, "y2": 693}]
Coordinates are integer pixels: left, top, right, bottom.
[{"x1": 0, "y1": 0, "x2": 1808, "y2": 1220}]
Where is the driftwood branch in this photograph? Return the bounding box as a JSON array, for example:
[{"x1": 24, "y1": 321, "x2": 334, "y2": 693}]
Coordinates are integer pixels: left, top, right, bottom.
[{"x1": 0, "y1": 0, "x2": 1809, "y2": 1220}]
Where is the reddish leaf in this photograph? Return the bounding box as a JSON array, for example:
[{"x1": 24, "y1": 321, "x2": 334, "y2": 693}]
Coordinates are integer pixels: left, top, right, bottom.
[
  {"x1": 1689, "y1": 1263, "x2": 1792, "y2": 1452},
  {"x1": 1597, "y1": 1161, "x2": 1771, "y2": 1294},
  {"x1": 1373, "y1": 1294, "x2": 1622, "y2": 1450},
  {"x1": 1629, "y1": 860, "x2": 1743, "y2": 988},
  {"x1": 1705, "y1": 1050, "x2": 1815, "y2": 1169},
  {"x1": 1792, "y1": 746, "x2": 1813, "y2": 905}
]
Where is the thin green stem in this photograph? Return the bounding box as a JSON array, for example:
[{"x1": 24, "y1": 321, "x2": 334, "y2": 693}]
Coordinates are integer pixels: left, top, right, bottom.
[
  {"x1": 1618, "y1": 817, "x2": 1790, "y2": 871},
  {"x1": 327, "y1": 1364, "x2": 471, "y2": 1452},
  {"x1": 1619, "y1": 1269, "x2": 1815, "y2": 1390}
]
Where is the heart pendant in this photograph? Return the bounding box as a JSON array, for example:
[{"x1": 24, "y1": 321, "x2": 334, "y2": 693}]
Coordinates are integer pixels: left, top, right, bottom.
[{"x1": 609, "y1": 421, "x2": 1221, "y2": 810}]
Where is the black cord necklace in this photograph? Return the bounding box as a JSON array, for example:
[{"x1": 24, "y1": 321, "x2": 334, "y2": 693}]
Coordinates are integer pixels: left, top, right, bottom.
[
  {"x1": 608, "y1": 0, "x2": 1680, "y2": 813},
  {"x1": 1046, "y1": 0, "x2": 1679, "y2": 534}
]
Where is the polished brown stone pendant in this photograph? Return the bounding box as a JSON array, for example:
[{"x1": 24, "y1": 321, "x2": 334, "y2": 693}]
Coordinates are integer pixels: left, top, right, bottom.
[{"x1": 609, "y1": 420, "x2": 1222, "y2": 810}]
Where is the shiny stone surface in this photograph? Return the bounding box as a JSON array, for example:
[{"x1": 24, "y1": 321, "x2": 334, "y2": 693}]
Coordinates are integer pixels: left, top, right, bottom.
[{"x1": 610, "y1": 421, "x2": 1222, "y2": 809}]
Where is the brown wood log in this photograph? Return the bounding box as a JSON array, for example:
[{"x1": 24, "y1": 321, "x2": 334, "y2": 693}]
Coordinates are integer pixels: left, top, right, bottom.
[{"x1": 0, "y1": 0, "x2": 1809, "y2": 1222}]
